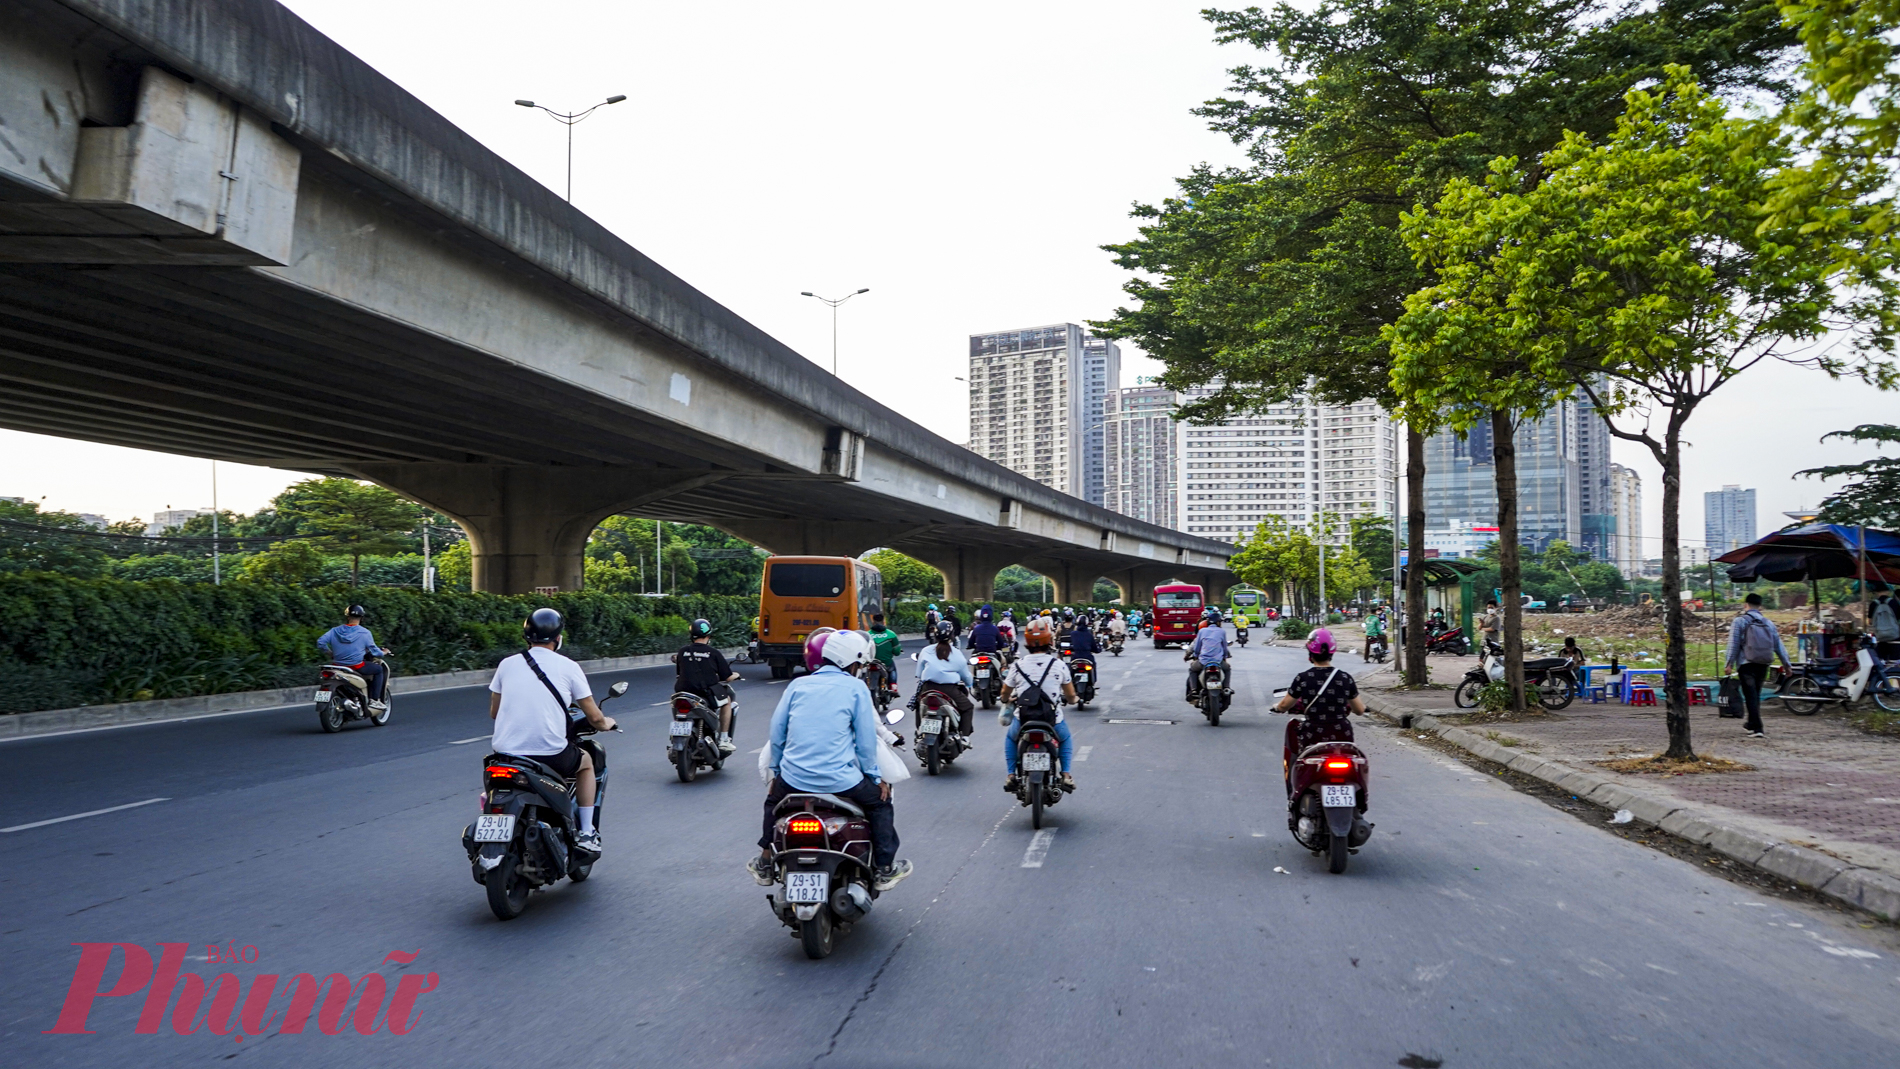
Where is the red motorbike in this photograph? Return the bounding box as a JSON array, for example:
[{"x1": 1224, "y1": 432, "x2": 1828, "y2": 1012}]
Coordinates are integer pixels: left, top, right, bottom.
[
  {"x1": 765, "y1": 791, "x2": 881, "y2": 959},
  {"x1": 1278, "y1": 691, "x2": 1373, "y2": 873}
]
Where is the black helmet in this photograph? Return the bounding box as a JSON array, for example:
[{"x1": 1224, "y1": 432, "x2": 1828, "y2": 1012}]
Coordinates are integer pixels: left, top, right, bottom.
[
  {"x1": 524, "y1": 608, "x2": 564, "y2": 645},
  {"x1": 932, "y1": 620, "x2": 956, "y2": 642},
  {"x1": 690, "y1": 618, "x2": 713, "y2": 639},
  {"x1": 345, "y1": 604, "x2": 367, "y2": 619}
]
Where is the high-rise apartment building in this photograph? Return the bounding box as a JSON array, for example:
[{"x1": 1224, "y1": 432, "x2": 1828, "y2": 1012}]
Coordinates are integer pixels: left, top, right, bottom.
[
  {"x1": 1574, "y1": 393, "x2": 1616, "y2": 562},
  {"x1": 1705, "y1": 484, "x2": 1758, "y2": 555},
  {"x1": 1177, "y1": 385, "x2": 1399, "y2": 543},
  {"x1": 1422, "y1": 405, "x2": 1582, "y2": 555},
  {"x1": 1610, "y1": 463, "x2": 1643, "y2": 577},
  {"x1": 1103, "y1": 384, "x2": 1178, "y2": 527},
  {"x1": 1080, "y1": 336, "x2": 1121, "y2": 507},
  {"x1": 968, "y1": 323, "x2": 1118, "y2": 500},
  {"x1": 146, "y1": 508, "x2": 208, "y2": 536}
]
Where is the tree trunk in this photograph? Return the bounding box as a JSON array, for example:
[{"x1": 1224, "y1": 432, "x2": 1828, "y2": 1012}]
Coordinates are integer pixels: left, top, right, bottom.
[
  {"x1": 351, "y1": 552, "x2": 361, "y2": 588},
  {"x1": 1403, "y1": 426, "x2": 1429, "y2": 685},
  {"x1": 1492, "y1": 409, "x2": 1527, "y2": 714},
  {"x1": 1660, "y1": 422, "x2": 1696, "y2": 759}
]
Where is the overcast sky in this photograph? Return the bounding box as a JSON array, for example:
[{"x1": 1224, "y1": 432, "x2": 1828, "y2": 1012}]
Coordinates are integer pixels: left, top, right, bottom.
[{"x1": 3, "y1": 0, "x2": 1891, "y2": 548}]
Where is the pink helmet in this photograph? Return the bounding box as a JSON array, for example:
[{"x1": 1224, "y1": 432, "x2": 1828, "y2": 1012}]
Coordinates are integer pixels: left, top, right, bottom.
[
  {"x1": 803, "y1": 627, "x2": 838, "y2": 672},
  {"x1": 1306, "y1": 628, "x2": 1336, "y2": 657}
]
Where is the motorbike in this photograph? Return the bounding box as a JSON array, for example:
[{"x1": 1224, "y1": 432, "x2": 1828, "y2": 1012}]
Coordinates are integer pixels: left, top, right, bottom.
[
  {"x1": 1452, "y1": 642, "x2": 1577, "y2": 710},
  {"x1": 763, "y1": 710, "x2": 900, "y2": 959},
  {"x1": 1234, "y1": 623, "x2": 1250, "y2": 648},
  {"x1": 1366, "y1": 633, "x2": 1388, "y2": 663},
  {"x1": 1012, "y1": 714, "x2": 1069, "y2": 829},
  {"x1": 463, "y1": 680, "x2": 628, "y2": 920},
  {"x1": 1071, "y1": 656, "x2": 1096, "y2": 707},
  {"x1": 1188, "y1": 661, "x2": 1233, "y2": 725},
  {"x1": 1778, "y1": 634, "x2": 1900, "y2": 714},
  {"x1": 1424, "y1": 624, "x2": 1470, "y2": 656},
  {"x1": 314, "y1": 656, "x2": 391, "y2": 732},
  {"x1": 1282, "y1": 710, "x2": 1373, "y2": 874},
  {"x1": 1108, "y1": 631, "x2": 1126, "y2": 656},
  {"x1": 666, "y1": 685, "x2": 735, "y2": 782},
  {"x1": 913, "y1": 686, "x2": 967, "y2": 775},
  {"x1": 863, "y1": 660, "x2": 897, "y2": 717},
  {"x1": 970, "y1": 652, "x2": 1003, "y2": 709}
]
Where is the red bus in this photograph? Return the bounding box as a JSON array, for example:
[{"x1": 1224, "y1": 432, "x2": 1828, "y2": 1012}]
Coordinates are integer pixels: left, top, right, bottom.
[{"x1": 1150, "y1": 583, "x2": 1205, "y2": 648}]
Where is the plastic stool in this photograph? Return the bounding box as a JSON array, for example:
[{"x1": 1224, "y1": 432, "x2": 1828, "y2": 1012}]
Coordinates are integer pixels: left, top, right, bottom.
[
  {"x1": 1687, "y1": 686, "x2": 1710, "y2": 706},
  {"x1": 1585, "y1": 685, "x2": 1607, "y2": 704},
  {"x1": 1628, "y1": 685, "x2": 1657, "y2": 706}
]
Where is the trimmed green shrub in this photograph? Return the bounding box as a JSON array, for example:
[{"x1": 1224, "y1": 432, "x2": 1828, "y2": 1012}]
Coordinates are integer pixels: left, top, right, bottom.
[{"x1": 1275, "y1": 617, "x2": 1314, "y2": 640}]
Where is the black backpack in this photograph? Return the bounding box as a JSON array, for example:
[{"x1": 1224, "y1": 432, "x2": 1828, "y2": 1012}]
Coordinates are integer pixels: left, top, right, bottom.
[{"x1": 1013, "y1": 657, "x2": 1061, "y2": 725}]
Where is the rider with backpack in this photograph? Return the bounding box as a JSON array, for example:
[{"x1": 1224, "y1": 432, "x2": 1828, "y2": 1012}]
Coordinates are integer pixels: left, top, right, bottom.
[
  {"x1": 997, "y1": 617, "x2": 1079, "y2": 793},
  {"x1": 1725, "y1": 592, "x2": 1792, "y2": 738}
]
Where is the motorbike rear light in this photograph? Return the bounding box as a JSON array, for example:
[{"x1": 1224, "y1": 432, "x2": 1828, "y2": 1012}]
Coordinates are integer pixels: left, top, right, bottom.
[
  {"x1": 1323, "y1": 757, "x2": 1354, "y2": 773},
  {"x1": 787, "y1": 816, "x2": 824, "y2": 837},
  {"x1": 922, "y1": 693, "x2": 945, "y2": 712},
  {"x1": 485, "y1": 765, "x2": 523, "y2": 783},
  {"x1": 673, "y1": 698, "x2": 694, "y2": 716}
]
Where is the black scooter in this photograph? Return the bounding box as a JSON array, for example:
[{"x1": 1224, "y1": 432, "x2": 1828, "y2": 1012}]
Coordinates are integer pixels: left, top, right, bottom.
[
  {"x1": 666, "y1": 685, "x2": 734, "y2": 782},
  {"x1": 463, "y1": 680, "x2": 628, "y2": 920}
]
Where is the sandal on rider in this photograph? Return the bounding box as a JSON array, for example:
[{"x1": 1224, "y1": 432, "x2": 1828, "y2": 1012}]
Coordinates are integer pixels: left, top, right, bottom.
[
  {"x1": 1059, "y1": 772, "x2": 1076, "y2": 791},
  {"x1": 1004, "y1": 774, "x2": 1020, "y2": 793}
]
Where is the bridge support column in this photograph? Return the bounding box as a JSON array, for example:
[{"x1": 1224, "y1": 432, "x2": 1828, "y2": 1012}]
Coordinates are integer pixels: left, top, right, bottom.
[
  {"x1": 905, "y1": 546, "x2": 1019, "y2": 603},
  {"x1": 1020, "y1": 555, "x2": 1096, "y2": 605},
  {"x1": 716, "y1": 520, "x2": 928, "y2": 560},
  {"x1": 350, "y1": 463, "x2": 728, "y2": 594}
]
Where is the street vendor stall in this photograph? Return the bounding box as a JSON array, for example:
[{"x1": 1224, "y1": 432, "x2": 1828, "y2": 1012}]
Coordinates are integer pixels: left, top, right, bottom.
[{"x1": 1717, "y1": 523, "x2": 1900, "y2": 657}]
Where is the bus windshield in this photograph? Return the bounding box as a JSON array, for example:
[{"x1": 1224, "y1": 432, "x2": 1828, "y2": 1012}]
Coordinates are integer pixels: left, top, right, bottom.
[
  {"x1": 1155, "y1": 591, "x2": 1202, "y2": 608},
  {"x1": 767, "y1": 563, "x2": 847, "y2": 598}
]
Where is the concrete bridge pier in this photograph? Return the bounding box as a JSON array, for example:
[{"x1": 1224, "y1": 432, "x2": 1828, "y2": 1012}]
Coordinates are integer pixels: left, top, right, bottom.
[
  {"x1": 351, "y1": 463, "x2": 728, "y2": 594},
  {"x1": 717, "y1": 520, "x2": 928, "y2": 560},
  {"x1": 907, "y1": 545, "x2": 1020, "y2": 603}
]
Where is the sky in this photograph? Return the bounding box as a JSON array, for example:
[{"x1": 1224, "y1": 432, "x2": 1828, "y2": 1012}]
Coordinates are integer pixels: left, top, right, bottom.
[{"x1": 2, "y1": 0, "x2": 1892, "y2": 547}]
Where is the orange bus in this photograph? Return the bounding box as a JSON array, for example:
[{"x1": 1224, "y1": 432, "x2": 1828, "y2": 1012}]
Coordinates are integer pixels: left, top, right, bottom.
[
  {"x1": 756, "y1": 556, "x2": 884, "y2": 679},
  {"x1": 1150, "y1": 582, "x2": 1205, "y2": 648}
]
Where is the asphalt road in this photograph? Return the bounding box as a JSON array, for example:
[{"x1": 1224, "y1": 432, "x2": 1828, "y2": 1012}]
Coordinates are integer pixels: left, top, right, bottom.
[{"x1": 2, "y1": 633, "x2": 1896, "y2": 1068}]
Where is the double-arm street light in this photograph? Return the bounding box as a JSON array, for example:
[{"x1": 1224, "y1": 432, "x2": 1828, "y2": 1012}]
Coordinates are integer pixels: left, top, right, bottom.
[
  {"x1": 514, "y1": 94, "x2": 627, "y2": 202},
  {"x1": 801, "y1": 288, "x2": 870, "y2": 375}
]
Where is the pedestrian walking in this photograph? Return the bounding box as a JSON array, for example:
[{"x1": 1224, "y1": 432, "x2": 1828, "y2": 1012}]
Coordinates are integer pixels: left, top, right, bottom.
[{"x1": 1725, "y1": 593, "x2": 1793, "y2": 739}]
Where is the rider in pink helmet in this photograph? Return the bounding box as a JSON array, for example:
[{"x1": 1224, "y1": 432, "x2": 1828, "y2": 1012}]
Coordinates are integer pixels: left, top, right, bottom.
[{"x1": 1306, "y1": 628, "x2": 1336, "y2": 658}]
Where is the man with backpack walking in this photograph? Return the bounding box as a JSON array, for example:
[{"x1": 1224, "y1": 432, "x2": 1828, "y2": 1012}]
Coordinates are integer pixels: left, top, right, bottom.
[{"x1": 1725, "y1": 593, "x2": 1793, "y2": 738}]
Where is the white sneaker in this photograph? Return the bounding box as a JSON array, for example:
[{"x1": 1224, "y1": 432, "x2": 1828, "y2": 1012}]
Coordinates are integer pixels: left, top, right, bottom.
[
  {"x1": 872, "y1": 859, "x2": 913, "y2": 891},
  {"x1": 369, "y1": 699, "x2": 389, "y2": 712},
  {"x1": 574, "y1": 830, "x2": 602, "y2": 856},
  {"x1": 718, "y1": 733, "x2": 737, "y2": 755},
  {"x1": 745, "y1": 855, "x2": 774, "y2": 886}
]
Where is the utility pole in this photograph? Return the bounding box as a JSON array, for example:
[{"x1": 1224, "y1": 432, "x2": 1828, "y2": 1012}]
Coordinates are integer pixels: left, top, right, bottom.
[{"x1": 210, "y1": 460, "x2": 220, "y2": 585}]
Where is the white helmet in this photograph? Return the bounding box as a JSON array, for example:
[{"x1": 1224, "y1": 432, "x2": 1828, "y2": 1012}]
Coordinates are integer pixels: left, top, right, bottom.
[{"x1": 820, "y1": 629, "x2": 873, "y2": 670}]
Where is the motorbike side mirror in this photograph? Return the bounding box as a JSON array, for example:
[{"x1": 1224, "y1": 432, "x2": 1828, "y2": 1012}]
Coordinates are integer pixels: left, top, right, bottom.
[
  {"x1": 883, "y1": 708, "x2": 906, "y2": 725},
  {"x1": 607, "y1": 681, "x2": 630, "y2": 699},
  {"x1": 1272, "y1": 688, "x2": 1288, "y2": 696}
]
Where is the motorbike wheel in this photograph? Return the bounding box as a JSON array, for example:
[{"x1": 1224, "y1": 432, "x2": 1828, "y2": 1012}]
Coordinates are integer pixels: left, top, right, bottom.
[
  {"x1": 926, "y1": 741, "x2": 941, "y2": 776},
  {"x1": 982, "y1": 695, "x2": 996, "y2": 711},
  {"x1": 317, "y1": 700, "x2": 344, "y2": 733},
  {"x1": 675, "y1": 744, "x2": 697, "y2": 782},
  {"x1": 800, "y1": 909, "x2": 835, "y2": 960},
  {"x1": 1874, "y1": 676, "x2": 1900, "y2": 713},
  {"x1": 1781, "y1": 675, "x2": 1823, "y2": 716},
  {"x1": 1327, "y1": 834, "x2": 1350, "y2": 874},
  {"x1": 1453, "y1": 677, "x2": 1483, "y2": 710},
  {"x1": 484, "y1": 852, "x2": 531, "y2": 921},
  {"x1": 1539, "y1": 675, "x2": 1575, "y2": 711},
  {"x1": 1204, "y1": 689, "x2": 1221, "y2": 726},
  {"x1": 1030, "y1": 777, "x2": 1045, "y2": 829},
  {"x1": 369, "y1": 694, "x2": 391, "y2": 726}
]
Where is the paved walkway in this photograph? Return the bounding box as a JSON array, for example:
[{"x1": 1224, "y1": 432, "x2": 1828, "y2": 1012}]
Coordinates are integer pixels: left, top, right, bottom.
[{"x1": 1363, "y1": 653, "x2": 1900, "y2": 882}]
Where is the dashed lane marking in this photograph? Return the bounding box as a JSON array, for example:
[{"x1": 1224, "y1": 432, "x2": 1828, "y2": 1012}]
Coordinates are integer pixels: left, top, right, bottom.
[
  {"x1": 3, "y1": 798, "x2": 169, "y2": 833},
  {"x1": 1075, "y1": 746, "x2": 1093, "y2": 762},
  {"x1": 1021, "y1": 828, "x2": 1059, "y2": 868},
  {"x1": 449, "y1": 735, "x2": 490, "y2": 745}
]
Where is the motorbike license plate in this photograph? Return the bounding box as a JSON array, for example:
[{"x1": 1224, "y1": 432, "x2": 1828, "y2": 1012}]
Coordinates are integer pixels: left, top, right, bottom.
[
  {"x1": 976, "y1": 669, "x2": 991, "y2": 678},
  {"x1": 919, "y1": 717, "x2": 944, "y2": 736},
  {"x1": 785, "y1": 871, "x2": 829, "y2": 904},
  {"x1": 1020, "y1": 752, "x2": 1052, "y2": 772},
  {"x1": 313, "y1": 689, "x2": 331, "y2": 703},
  {"x1": 1320, "y1": 785, "x2": 1357, "y2": 808},
  {"x1": 473, "y1": 814, "x2": 516, "y2": 842},
  {"x1": 668, "y1": 720, "x2": 694, "y2": 736}
]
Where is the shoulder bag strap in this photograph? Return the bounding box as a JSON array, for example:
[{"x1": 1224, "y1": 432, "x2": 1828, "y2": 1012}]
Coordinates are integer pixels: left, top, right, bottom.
[
  {"x1": 519, "y1": 650, "x2": 572, "y2": 715},
  {"x1": 1311, "y1": 667, "x2": 1342, "y2": 706}
]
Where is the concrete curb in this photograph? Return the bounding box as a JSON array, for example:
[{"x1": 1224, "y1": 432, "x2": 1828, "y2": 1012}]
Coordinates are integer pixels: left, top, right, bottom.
[
  {"x1": 0, "y1": 647, "x2": 746, "y2": 742},
  {"x1": 1364, "y1": 690, "x2": 1900, "y2": 922}
]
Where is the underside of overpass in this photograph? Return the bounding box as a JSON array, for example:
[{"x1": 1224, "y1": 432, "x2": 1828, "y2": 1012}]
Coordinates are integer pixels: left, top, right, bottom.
[{"x1": 0, "y1": 0, "x2": 1233, "y2": 597}]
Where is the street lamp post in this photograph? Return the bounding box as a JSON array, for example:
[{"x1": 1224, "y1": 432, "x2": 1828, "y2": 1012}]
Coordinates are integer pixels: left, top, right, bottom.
[
  {"x1": 514, "y1": 94, "x2": 627, "y2": 202},
  {"x1": 800, "y1": 289, "x2": 870, "y2": 375}
]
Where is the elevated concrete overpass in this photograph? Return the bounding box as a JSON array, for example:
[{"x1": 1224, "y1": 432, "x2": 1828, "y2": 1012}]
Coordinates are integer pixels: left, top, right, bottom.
[{"x1": 0, "y1": 0, "x2": 1233, "y2": 599}]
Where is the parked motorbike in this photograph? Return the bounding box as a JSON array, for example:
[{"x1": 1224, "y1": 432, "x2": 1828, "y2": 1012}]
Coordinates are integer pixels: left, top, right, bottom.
[
  {"x1": 970, "y1": 652, "x2": 1003, "y2": 709},
  {"x1": 463, "y1": 680, "x2": 628, "y2": 920},
  {"x1": 1779, "y1": 634, "x2": 1900, "y2": 714},
  {"x1": 763, "y1": 714, "x2": 898, "y2": 958},
  {"x1": 1424, "y1": 624, "x2": 1470, "y2": 656},
  {"x1": 913, "y1": 686, "x2": 966, "y2": 775},
  {"x1": 315, "y1": 656, "x2": 391, "y2": 732},
  {"x1": 1071, "y1": 656, "x2": 1097, "y2": 707},
  {"x1": 1235, "y1": 623, "x2": 1250, "y2": 648},
  {"x1": 1282, "y1": 711, "x2": 1373, "y2": 874},
  {"x1": 1187, "y1": 662, "x2": 1233, "y2": 725},
  {"x1": 1452, "y1": 642, "x2": 1577, "y2": 710},
  {"x1": 666, "y1": 686, "x2": 734, "y2": 782},
  {"x1": 1013, "y1": 715, "x2": 1069, "y2": 829}
]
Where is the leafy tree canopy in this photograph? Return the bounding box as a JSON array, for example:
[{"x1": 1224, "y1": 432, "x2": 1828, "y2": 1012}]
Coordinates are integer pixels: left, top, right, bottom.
[{"x1": 1799, "y1": 424, "x2": 1900, "y2": 527}]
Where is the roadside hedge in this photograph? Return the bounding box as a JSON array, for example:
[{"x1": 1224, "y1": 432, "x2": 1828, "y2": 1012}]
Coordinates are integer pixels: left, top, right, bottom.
[{"x1": 0, "y1": 572, "x2": 755, "y2": 714}]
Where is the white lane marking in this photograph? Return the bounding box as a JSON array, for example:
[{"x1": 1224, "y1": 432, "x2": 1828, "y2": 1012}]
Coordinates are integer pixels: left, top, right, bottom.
[
  {"x1": 3, "y1": 798, "x2": 170, "y2": 833},
  {"x1": 1021, "y1": 828, "x2": 1059, "y2": 868},
  {"x1": 1112, "y1": 683, "x2": 1125, "y2": 691},
  {"x1": 1075, "y1": 746, "x2": 1093, "y2": 763},
  {"x1": 650, "y1": 701, "x2": 671, "y2": 707},
  {"x1": 449, "y1": 735, "x2": 491, "y2": 745}
]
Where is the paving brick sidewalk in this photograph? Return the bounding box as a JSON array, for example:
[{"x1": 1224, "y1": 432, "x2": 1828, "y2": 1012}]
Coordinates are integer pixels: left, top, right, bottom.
[{"x1": 1362, "y1": 654, "x2": 1900, "y2": 882}]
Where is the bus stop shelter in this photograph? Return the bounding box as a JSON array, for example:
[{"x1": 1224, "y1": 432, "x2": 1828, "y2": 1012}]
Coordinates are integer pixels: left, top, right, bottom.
[{"x1": 1396, "y1": 558, "x2": 1485, "y2": 644}]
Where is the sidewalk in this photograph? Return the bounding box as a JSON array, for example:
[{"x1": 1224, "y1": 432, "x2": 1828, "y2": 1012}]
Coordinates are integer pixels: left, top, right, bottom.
[{"x1": 1359, "y1": 653, "x2": 1900, "y2": 921}]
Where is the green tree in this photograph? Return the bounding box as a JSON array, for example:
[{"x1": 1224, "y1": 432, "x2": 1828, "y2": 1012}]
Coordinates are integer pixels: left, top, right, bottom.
[
  {"x1": 435, "y1": 541, "x2": 472, "y2": 592},
  {"x1": 278, "y1": 478, "x2": 422, "y2": 587},
  {"x1": 0, "y1": 499, "x2": 111, "y2": 577},
  {"x1": 1096, "y1": 0, "x2": 1795, "y2": 685},
  {"x1": 1387, "y1": 72, "x2": 1899, "y2": 756},
  {"x1": 1798, "y1": 424, "x2": 1900, "y2": 526},
  {"x1": 993, "y1": 565, "x2": 1048, "y2": 602},
  {"x1": 861, "y1": 548, "x2": 944, "y2": 599},
  {"x1": 237, "y1": 540, "x2": 325, "y2": 585}
]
